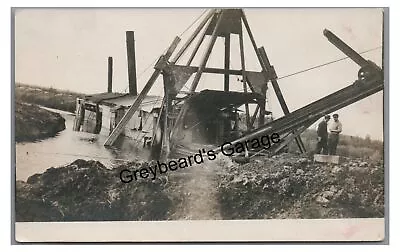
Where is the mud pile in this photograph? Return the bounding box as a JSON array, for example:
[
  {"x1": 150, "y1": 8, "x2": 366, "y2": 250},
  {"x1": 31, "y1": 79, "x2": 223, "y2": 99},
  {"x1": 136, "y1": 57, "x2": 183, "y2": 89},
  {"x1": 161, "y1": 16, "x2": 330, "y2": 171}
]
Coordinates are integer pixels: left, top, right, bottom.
[
  {"x1": 16, "y1": 153, "x2": 384, "y2": 221},
  {"x1": 15, "y1": 102, "x2": 66, "y2": 142},
  {"x1": 217, "y1": 153, "x2": 384, "y2": 219},
  {"x1": 16, "y1": 159, "x2": 172, "y2": 221}
]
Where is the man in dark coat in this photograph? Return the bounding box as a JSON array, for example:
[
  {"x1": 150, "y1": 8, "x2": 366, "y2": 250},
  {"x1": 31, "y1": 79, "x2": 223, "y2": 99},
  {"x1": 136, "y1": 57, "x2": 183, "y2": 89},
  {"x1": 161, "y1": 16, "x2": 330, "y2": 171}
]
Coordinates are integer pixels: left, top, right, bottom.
[{"x1": 315, "y1": 115, "x2": 330, "y2": 154}]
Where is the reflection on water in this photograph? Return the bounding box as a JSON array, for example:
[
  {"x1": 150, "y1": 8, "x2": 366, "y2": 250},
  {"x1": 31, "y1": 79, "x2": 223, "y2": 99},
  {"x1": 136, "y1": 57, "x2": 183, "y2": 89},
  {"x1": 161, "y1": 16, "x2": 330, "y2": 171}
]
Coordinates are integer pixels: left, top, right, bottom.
[{"x1": 16, "y1": 108, "x2": 150, "y2": 181}]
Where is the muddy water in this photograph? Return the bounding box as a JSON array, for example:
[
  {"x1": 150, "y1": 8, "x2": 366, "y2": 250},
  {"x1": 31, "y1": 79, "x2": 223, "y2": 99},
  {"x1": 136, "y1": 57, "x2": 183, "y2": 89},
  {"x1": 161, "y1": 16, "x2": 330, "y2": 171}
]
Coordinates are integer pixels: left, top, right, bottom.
[{"x1": 16, "y1": 108, "x2": 150, "y2": 181}]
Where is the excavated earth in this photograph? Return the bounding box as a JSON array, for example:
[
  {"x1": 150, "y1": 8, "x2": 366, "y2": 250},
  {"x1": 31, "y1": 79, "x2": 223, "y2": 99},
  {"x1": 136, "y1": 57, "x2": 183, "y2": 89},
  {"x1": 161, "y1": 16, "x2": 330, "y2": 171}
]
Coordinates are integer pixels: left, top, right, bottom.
[
  {"x1": 216, "y1": 153, "x2": 384, "y2": 219},
  {"x1": 15, "y1": 153, "x2": 384, "y2": 221}
]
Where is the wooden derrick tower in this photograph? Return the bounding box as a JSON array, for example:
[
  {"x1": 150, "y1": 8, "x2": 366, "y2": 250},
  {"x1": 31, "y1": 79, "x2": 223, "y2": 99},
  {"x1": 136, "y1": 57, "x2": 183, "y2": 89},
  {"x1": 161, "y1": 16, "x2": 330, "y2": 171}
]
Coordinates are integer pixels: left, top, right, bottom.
[{"x1": 104, "y1": 8, "x2": 307, "y2": 158}]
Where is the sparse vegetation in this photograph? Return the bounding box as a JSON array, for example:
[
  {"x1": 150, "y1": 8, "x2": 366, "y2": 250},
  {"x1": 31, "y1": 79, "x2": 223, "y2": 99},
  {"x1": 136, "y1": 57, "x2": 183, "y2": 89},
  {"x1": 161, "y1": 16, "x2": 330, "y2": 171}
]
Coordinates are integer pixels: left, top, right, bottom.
[
  {"x1": 288, "y1": 129, "x2": 383, "y2": 160},
  {"x1": 15, "y1": 83, "x2": 84, "y2": 113},
  {"x1": 238, "y1": 113, "x2": 383, "y2": 160}
]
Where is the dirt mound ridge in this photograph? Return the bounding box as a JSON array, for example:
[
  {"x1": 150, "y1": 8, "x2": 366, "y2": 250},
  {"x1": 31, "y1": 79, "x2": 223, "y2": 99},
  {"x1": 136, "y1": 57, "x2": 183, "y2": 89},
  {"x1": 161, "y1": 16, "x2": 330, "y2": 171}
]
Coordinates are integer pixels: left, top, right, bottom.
[
  {"x1": 15, "y1": 154, "x2": 384, "y2": 221},
  {"x1": 16, "y1": 159, "x2": 172, "y2": 221},
  {"x1": 217, "y1": 153, "x2": 384, "y2": 219}
]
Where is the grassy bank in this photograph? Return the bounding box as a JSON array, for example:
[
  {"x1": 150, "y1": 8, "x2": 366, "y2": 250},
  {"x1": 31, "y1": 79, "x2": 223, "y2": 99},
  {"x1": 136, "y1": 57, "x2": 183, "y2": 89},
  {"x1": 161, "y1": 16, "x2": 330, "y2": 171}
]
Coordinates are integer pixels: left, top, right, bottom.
[
  {"x1": 15, "y1": 102, "x2": 66, "y2": 142},
  {"x1": 15, "y1": 83, "x2": 84, "y2": 113},
  {"x1": 287, "y1": 129, "x2": 383, "y2": 160}
]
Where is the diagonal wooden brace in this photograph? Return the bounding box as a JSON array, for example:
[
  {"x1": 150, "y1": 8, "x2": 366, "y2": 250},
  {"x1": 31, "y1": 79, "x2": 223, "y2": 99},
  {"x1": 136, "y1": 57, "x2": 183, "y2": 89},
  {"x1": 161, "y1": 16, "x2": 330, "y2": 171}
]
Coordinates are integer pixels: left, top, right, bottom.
[{"x1": 104, "y1": 36, "x2": 181, "y2": 147}]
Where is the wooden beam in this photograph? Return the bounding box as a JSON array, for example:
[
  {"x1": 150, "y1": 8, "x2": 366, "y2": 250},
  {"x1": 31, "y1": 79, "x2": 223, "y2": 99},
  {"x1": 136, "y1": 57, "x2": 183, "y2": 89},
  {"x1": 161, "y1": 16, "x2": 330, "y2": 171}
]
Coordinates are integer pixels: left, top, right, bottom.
[
  {"x1": 189, "y1": 11, "x2": 224, "y2": 92},
  {"x1": 258, "y1": 47, "x2": 307, "y2": 153},
  {"x1": 238, "y1": 29, "x2": 251, "y2": 130},
  {"x1": 189, "y1": 11, "x2": 223, "y2": 90},
  {"x1": 104, "y1": 36, "x2": 181, "y2": 146},
  {"x1": 258, "y1": 84, "x2": 267, "y2": 126},
  {"x1": 170, "y1": 11, "x2": 225, "y2": 146},
  {"x1": 186, "y1": 12, "x2": 215, "y2": 66},
  {"x1": 224, "y1": 33, "x2": 230, "y2": 91},
  {"x1": 172, "y1": 65, "x2": 263, "y2": 77},
  {"x1": 250, "y1": 104, "x2": 260, "y2": 127},
  {"x1": 107, "y1": 57, "x2": 113, "y2": 93},
  {"x1": 171, "y1": 10, "x2": 215, "y2": 64},
  {"x1": 272, "y1": 120, "x2": 316, "y2": 155},
  {"x1": 162, "y1": 90, "x2": 170, "y2": 159},
  {"x1": 151, "y1": 97, "x2": 165, "y2": 147},
  {"x1": 241, "y1": 10, "x2": 306, "y2": 153}
]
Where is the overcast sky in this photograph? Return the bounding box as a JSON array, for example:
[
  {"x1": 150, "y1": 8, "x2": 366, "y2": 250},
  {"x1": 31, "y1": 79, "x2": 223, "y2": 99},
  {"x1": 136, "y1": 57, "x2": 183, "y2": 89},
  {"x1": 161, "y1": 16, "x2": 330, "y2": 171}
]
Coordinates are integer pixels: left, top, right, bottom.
[{"x1": 15, "y1": 8, "x2": 384, "y2": 140}]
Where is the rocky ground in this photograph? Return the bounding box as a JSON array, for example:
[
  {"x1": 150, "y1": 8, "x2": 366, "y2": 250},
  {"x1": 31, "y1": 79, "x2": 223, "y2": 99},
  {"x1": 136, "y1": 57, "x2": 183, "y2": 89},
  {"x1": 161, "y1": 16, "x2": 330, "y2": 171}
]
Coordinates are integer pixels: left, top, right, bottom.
[
  {"x1": 15, "y1": 153, "x2": 384, "y2": 221},
  {"x1": 15, "y1": 102, "x2": 66, "y2": 142}
]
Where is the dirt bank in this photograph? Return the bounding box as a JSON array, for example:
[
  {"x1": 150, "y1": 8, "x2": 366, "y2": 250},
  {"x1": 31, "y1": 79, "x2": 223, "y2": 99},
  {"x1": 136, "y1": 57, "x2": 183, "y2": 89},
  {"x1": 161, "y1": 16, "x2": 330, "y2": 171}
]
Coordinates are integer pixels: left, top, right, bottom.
[
  {"x1": 15, "y1": 154, "x2": 384, "y2": 221},
  {"x1": 16, "y1": 159, "x2": 172, "y2": 221},
  {"x1": 15, "y1": 102, "x2": 66, "y2": 142},
  {"x1": 217, "y1": 153, "x2": 384, "y2": 219}
]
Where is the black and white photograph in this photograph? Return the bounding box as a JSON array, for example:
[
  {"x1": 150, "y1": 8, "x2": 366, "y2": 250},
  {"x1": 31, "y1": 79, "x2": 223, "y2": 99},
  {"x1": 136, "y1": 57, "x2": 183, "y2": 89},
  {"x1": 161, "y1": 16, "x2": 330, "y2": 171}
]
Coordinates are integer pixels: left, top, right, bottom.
[{"x1": 13, "y1": 7, "x2": 386, "y2": 242}]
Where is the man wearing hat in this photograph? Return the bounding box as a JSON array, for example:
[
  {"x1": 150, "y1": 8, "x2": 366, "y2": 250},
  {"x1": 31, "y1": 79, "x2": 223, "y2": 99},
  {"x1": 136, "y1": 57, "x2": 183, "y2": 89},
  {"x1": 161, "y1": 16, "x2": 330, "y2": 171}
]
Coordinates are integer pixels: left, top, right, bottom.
[
  {"x1": 328, "y1": 113, "x2": 342, "y2": 155},
  {"x1": 315, "y1": 115, "x2": 330, "y2": 154}
]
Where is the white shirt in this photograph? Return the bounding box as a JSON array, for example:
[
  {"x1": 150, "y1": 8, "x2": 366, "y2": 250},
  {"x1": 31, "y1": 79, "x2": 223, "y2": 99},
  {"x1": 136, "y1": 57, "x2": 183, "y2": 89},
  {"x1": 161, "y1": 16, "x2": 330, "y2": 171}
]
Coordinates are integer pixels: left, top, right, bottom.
[{"x1": 329, "y1": 120, "x2": 342, "y2": 134}]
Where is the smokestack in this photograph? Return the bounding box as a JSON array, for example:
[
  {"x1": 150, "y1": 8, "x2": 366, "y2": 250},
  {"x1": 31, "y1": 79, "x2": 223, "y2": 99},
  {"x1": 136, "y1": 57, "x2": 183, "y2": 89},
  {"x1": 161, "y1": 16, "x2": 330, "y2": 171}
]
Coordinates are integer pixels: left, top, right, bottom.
[
  {"x1": 108, "y1": 56, "x2": 113, "y2": 93},
  {"x1": 126, "y1": 31, "x2": 138, "y2": 96}
]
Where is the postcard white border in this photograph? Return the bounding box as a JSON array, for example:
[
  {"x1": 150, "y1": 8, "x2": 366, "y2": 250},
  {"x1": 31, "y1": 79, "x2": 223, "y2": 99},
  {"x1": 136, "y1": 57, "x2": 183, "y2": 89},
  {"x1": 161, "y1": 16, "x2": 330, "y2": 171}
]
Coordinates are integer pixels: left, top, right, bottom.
[{"x1": 15, "y1": 218, "x2": 384, "y2": 242}]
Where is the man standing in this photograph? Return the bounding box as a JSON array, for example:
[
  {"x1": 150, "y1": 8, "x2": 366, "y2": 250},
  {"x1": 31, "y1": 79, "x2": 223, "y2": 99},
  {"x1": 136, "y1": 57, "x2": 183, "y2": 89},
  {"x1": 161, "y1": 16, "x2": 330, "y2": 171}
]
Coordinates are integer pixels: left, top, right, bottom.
[
  {"x1": 328, "y1": 113, "x2": 342, "y2": 155},
  {"x1": 315, "y1": 115, "x2": 330, "y2": 154}
]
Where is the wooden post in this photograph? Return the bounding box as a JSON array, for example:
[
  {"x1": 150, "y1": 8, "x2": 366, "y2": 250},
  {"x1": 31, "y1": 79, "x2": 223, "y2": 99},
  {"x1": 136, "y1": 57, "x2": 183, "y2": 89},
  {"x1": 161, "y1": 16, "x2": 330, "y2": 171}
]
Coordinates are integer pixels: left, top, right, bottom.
[
  {"x1": 241, "y1": 10, "x2": 306, "y2": 153},
  {"x1": 151, "y1": 97, "x2": 165, "y2": 147},
  {"x1": 238, "y1": 30, "x2": 251, "y2": 130},
  {"x1": 258, "y1": 86, "x2": 266, "y2": 126},
  {"x1": 107, "y1": 57, "x2": 113, "y2": 93},
  {"x1": 104, "y1": 36, "x2": 181, "y2": 146},
  {"x1": 170, "y1": 10, "x2": 225, "y2": 145},
  {"x1": 73, "y1": 99, "x2": 85, "y2": 131},
  {"x1": 258, "y1": 47, "x2": 306, "y2": 153},
  {"x1": 250, "y1": 104, "x2": 260, "y2": 127},
  {"x1": 224, "y1": 34, "x2": 230, "y2": 91},
  {"x1": 163, "y1": 91, "x2": 170, "y2": 158}
]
